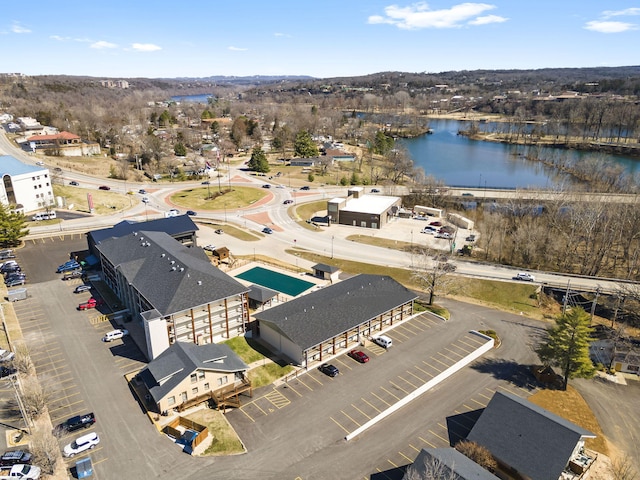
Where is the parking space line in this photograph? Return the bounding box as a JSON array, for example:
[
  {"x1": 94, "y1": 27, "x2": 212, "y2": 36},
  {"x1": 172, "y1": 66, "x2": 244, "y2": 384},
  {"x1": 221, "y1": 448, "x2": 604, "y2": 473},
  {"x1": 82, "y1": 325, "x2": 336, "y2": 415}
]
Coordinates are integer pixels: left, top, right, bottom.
[
  {"x1": 406, "y1": 370, "x2": 427, "y2": 383},
  {"x1": 462, "y1": 404, "x2": 475, "y2": 411},
  {"x1": 374, "y1": 467, "x2": 396, "y2": 480},
  {"x1": 388, "y1": 380, "x2": 410, "y2": 394},
  {"x1": 306, "y1": 373, "x2": 324, "y2": 386},
  {"x1": 330, "y1": 416, "x2": 350, "y2": 434},
  {"x1": 470, "y1": 397, "x2": 486, "y2": 407},
  {"x1": 449, "y1": 342, "x2": 472, "y2": 353},
  {"x1": 281, "y1": 383, "x2": 302, "y2": 398},
  {"x1": 457, "y1": 338, "x2": 478, "y2": 349},
  {"x1": 351, "y1": 404, "x2": 371, "y2": 420},
  {"x1": 40, "y1": 371, "x2": 73, "y2": 382},
  {"x1": 430, "y1": 356, "x2": 450, "y2": 368},
  {"x1": 293, "y1": 376, "x2": 315, "y2": 391},
  {"x1": 415, "y1": 365, "x2": 434, "y2": 378},
  {"x1": 239, "y1": 407, "x2": 255, "y2": 422},
  {"x1": 437, "y1": 351, "x2": 458, "y2": 363},
  {"x1": 361, "y1": 397, "x2": 381, "y2": 413},
  {"x1": 371, "y1": 391, "x2": 392, "y2": 406},
  {"x1": 418, "y1": 437, "x2": 437, "y2": 448},
  {"x1": 409, "y1": 443, "x2": 421, "y2": 452},
  {"x1": 397, "y1": 324, "x2": 419, "y2": 335},
  {"x1": 462, "y1": 335, "x2": 484, "y2": 346},
  {"x1": 420, "y1": 360, "x2": 440, "y2": 372},
  {"x1": 428, "y1": 429, "x2": 449, "y2": 444},
  {"x1": 443, "y1": 347, "x2": 464, "y2": 358},
  {"x1": 48, "y1": 399, "x2": 84, "y2": 414},
  {"x1": 381, "y1": 386, "x2": 401, "y2": 400},
  {"x1": 389, "y1": 329, "x2": 409, "y2": 340},
  {"x1": 334, "y1": 358, "x2": 352, "y2": 371},
  {"x1": 386, "y1": 459, "x2": 399, "y2": 468},
  {"x1": 398, "y1": 451, "x2": 414, "y2": 463},
  {"x1": 497, "y1": 385, "x2": 526, "y2": 398},
  {"x1": 265, "y1": 390, "x2": 290, "y2": 409},
  {"x1": 340, "y1": 410, "x2": 361, "y2": 427},
  {"x1": 397, "y1": 375, "x2": 418, "y2": 390}
]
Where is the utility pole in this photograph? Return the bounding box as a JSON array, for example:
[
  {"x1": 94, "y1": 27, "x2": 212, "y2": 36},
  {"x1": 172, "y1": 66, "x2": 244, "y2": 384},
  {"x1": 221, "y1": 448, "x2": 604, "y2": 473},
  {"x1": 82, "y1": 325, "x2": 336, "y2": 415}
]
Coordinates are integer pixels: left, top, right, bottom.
[
  {"x1": 562, "y1": 279, "x2": 571, "y2": 315},
  {"x1": 590, "y1": 286, "x2": 601, "y2": 324}
]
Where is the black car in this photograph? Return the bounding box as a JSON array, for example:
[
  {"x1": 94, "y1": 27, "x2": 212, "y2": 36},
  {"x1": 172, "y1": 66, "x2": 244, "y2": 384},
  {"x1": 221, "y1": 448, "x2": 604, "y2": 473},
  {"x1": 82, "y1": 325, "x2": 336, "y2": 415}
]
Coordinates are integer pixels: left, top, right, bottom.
[
  {"x1": 55, "y1": 412, "x2": 96, "y2": 434},
  {"x1": 300, "y1": 186, "x2": 310, "y2": 190},
  {"x1": 98, "y1": 185, "x2": 110, "y2": 191},
  {"x1": 69, "y1": 181, "x2": 79, "y2": 186},
  {"x1": 0, "y1": 450, "x2": 32, "y2": 467},
  {"x1": 0, "y1": 366, "x2": 17, "y2": 378},
  {"x1": 186, "y1": 210, "x2": 197, "y2": 216},
  {"x1": 318, "y1": 363, "x2": 339, "y2": 377},
  {"x1": 5, "y1": 277, "x2": 25, "y2": 287}
]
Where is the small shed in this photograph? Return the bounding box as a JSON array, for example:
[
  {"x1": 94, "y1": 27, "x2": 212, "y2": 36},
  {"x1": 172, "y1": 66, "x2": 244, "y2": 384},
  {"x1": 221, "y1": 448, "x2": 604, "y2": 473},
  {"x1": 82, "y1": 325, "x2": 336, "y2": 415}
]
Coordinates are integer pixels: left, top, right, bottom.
[
  {"x1": 247, "y1": 284, "x2": 279, "y2": 310},
  {"x1": 312, "y1": 263, "x2": 340, "y2": 282},
  {"x1": 212, "y1": 247, "x2": 230, "y2": 263}
]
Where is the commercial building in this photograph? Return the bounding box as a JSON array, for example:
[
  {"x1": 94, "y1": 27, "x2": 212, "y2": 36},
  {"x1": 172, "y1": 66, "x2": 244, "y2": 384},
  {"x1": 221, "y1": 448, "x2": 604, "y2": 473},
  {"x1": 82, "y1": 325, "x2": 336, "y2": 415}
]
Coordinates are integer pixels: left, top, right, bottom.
[
  {"x1": 0, "y1": 155, "x2": 54, "y2": 213},
  {"x1": 327, "y1": 187, "x2": 401, "y2": 229}
]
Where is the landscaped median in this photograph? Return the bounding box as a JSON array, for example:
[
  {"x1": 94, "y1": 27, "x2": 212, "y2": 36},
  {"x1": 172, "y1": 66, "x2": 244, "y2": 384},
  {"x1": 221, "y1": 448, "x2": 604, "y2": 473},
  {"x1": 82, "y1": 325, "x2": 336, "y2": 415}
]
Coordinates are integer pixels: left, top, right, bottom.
[{"x1": 345, "y1": 330, "x2": 495, "y2": 441}]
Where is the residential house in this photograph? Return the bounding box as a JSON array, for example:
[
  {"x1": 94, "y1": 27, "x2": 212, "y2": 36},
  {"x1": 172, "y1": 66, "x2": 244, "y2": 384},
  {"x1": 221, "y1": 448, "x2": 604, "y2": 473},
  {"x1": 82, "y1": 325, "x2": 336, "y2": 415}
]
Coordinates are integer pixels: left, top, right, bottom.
[
  {"x1": 138, "y1": 341, "x2": 250, "y2": 413},
  {"x1": 253, "y1": 274, "x2": 416, "y2": 366},
  {"x1": 467, "y1": 391, "x2": 596, "y2": 480},
  {"x1": 26, "y1": 131, "x2": 100, "y2": 156}
]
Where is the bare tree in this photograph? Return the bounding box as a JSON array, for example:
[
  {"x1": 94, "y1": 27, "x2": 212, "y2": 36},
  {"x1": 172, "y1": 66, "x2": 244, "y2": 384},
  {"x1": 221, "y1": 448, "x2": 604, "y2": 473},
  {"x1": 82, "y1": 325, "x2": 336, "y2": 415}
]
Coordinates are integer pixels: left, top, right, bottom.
[
  {"x1": 12, "y1": 343, "x2": 33, "y2": 376},
  {"x1": 402, "y1": 454, "x2": 456, "y2": 480},
  {"x1": 611, "y1": 455, "x2": 638, "y2": 480},
  {"x1": 412, "y1": 250, "x2": 458, "y2": 305},
  {"x1": 29, "y1": 426, "x2": 61, "y2": 476},
  {"x1": 455, "y1": 440, "x2": 497, "y2": 471},
  {"x1": 21, "y1": 376, "x2": 49, "y2": 419}
]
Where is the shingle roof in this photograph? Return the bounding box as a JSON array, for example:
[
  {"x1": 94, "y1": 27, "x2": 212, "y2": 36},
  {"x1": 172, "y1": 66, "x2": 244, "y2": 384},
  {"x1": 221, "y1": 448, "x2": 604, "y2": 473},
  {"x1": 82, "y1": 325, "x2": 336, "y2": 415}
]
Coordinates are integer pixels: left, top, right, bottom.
[
  {"x1": 467, "y1": 391, "x2": 595, "y2": 480},
  {"x1": 95, "y1": 230, "x2": 248, "y2": 316},
  {"x1": 254, "y1": 274, "x2": 417, "y2": 351},
  {"x1": 140, "y1": 342, "x2": 249, "y2": 403},
  {"x1": 89, "y1": 216, "x2": 198, "y2": 246},
  {"x1": 0, "y1": 155, "x2": 45, "y2": 176},
  {"x1": 247, "y1": 284, "x2": 278, "y2": 303},
  {"x1": 312, "y1": 263, "x2": 340, "y2": 274},
  {"x1": 408, "y1": 448, "x2": 500, "y2": 480}
]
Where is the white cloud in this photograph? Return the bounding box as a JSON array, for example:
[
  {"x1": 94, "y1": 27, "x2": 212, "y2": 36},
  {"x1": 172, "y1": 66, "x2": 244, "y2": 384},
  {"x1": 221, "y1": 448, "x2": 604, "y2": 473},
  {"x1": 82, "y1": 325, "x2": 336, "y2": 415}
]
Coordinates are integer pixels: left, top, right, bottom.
[
  {"x1": 91, "y1": 40, "x2": 118, "y2": 49},
  {"x1": 468, "y1": 14, "x2": 506, "y2": 25},
  {"x1": 131, "y1": 43, "x2": 162, "y2": 52},
  {"x1": 585, "y1": 20, "x2": 637, "y2": 33},
  {"x1": 274, "y1": 32, "x2": 291, "y2": 38},
  {"x1": 228, "y1": 46, "x2": 248, "y2": 51},
  {"x1": 50, "y1": 35, "x2": 67, "y2": 41},
  {"x1": 602, "y1": 8, "x2": 640, "y2": 19},
  {"x1": 367, "y1": 2, "x2": 501, "y2": 30},
  {"x1": 11, "y1": 22, "x2": 30, "y2": 34}
]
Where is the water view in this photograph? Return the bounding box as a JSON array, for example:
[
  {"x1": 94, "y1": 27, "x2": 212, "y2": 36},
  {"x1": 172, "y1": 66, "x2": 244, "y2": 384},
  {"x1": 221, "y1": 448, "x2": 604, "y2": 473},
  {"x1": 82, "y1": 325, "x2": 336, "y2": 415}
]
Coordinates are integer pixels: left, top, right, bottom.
[{"x1": 401, "y1": 119, "x2": 640, "y2": 189}]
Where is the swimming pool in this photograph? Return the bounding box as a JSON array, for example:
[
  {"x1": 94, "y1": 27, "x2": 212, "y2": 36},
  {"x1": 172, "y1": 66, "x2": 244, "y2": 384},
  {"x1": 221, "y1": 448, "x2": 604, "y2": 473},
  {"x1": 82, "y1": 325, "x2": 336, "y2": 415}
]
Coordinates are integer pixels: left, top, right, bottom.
[{"x1": 236, "y1": 266, "x2": 315, "y2": 296}]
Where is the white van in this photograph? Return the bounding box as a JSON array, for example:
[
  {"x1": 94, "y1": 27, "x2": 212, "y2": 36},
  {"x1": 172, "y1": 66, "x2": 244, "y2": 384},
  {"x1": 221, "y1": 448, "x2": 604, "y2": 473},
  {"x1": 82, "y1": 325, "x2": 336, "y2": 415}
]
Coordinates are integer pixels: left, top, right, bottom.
[
  {"x1": 373, "y1": 335, "x2": 393, "y2": 349},
  {"x1": 32, "y1": 211, "x2": 56, "y2": 221}
]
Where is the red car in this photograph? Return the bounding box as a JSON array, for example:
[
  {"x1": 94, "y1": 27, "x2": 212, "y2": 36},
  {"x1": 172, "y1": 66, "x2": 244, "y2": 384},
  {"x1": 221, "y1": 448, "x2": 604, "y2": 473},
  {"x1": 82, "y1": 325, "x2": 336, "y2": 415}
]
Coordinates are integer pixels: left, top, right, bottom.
[
  {"x1": 77, "y1": 297, "x2": 103, "y2": 310},
  {"x1": 429, "y1": 221, "x2": 442, "y2": 227},
  {"x1": 348, "y1": 350, "x2": 369, "y2": 363}
]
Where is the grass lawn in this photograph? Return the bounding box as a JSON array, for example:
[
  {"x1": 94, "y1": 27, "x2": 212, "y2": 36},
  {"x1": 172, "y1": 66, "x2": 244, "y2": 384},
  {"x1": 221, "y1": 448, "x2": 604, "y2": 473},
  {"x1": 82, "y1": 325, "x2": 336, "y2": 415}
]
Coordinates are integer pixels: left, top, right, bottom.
[
  {"x1": 169, "y1": 186, "x2": 266, "y2": 210},
  {"x1": 347, "y1": 234, "x2": 414, "y2": 252},
  {"x1": 224, "y1": 336, "x2": 295, "y2": 388},
  {"x1": 184, "y1": 409, "x2": 245, "y2": 456},
  {"x1": 529, "y1": 387, "x2": 608, "y2": 455},
  {"x1": 198, "y1": 222, "x2": 261, "y2": 242},
  {"x1": 292, "y1": 200, "x2": 327, "y2": 222},
  {"x1": 248, "y1": 363, "x2": 294, "y2": 388},
  {"x1": 52, "y1": 185, "x2": 134, "y2": 215},
  {"x1": 224, "y1": 336, "x2": 267, "y2": 364}
]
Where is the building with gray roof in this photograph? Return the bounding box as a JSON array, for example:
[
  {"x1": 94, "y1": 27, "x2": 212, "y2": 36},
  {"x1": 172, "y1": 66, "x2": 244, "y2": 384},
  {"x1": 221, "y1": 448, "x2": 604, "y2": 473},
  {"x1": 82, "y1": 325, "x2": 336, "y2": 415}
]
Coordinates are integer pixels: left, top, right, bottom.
[
  {"x1": 403, "y1": 448, "x2": 500, "y2": 480},
  {"x1": 467, "y1": 391, "x2": 596, "y2": 480},
  {"x1": 95, "y1": 229, "x2": 249, "y2": 360},
  {"x1": 138, "y1": 341, "x2": 250, "y2": 413},
  {"x1": 0, "y1": 155, "x2": 54, "y2": 213},
  {"x1": 254, "y1": 274, "x2": 417, "y2": 366}
]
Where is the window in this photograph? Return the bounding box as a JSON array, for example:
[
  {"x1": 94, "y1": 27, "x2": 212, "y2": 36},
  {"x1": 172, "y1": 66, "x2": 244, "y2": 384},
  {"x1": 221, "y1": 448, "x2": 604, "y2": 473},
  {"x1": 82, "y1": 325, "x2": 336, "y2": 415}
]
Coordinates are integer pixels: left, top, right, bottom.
[
  {"x1": 192, "y1": 387, "x2": 198, "y2": 395},
  {"x1": 204, "y1": 383, "x2": 210, "y2": 391},
  {"x1": 167, "y1": 396, "x2": 176, "y2": 406},
  {"x1": 198, "y1": 371, "x2": 205, "y2": 380},
  {"x1": 190, "y1": 373, "x2": 197, "y2": 383},
  {"x1": 181, "y1": 391, "x2": 187, "y2": 402},
  {"x1": 217, "y1": 376, "x2": 228, "y2": 386}
]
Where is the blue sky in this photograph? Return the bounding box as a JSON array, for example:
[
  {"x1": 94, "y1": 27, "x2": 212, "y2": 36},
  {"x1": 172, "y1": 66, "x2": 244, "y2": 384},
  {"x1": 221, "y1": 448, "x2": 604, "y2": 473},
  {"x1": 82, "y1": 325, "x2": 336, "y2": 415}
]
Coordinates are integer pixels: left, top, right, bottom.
[{"x1": 1, "y1": 1, "x2": 638, "y2": 78}]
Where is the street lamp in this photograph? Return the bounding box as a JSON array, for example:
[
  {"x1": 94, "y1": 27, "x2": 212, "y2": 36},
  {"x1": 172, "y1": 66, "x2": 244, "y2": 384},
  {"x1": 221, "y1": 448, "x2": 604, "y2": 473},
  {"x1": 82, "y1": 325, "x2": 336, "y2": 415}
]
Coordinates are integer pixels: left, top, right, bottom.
[{"x1": 331, "y1": 236, "x2": 334, "y2": 259}]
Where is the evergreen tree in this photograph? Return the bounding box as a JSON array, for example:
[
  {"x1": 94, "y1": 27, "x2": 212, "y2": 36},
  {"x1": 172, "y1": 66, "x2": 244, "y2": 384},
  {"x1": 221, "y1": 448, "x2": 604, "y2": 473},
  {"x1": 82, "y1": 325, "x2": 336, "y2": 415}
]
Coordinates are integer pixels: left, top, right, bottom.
[
  {"x1": 294, "y1": 130, "x2": 319, "y2": 158},
  {"x1": 536, "y1": 307, "x2": 595, "y2": 390},
  {"x1": 247, "y1": 146, "x2": 270, "y2": 173},
  {"x1": 374, "y1": 131, "x2": 394, "y2": 155},
  {"x1": 174, "y1": 142, "x2": 187, "y2": 156},
  {"x1": 0, "y1": 204, "x2": 29, "y2": 247}
]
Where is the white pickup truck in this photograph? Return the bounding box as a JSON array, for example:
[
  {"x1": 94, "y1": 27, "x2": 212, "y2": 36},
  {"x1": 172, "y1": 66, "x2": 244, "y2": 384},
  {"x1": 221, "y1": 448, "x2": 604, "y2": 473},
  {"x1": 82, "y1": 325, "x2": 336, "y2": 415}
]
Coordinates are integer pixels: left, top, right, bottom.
[{"x1": 0, "y1": 464, "x2": 41, "y2": 479}]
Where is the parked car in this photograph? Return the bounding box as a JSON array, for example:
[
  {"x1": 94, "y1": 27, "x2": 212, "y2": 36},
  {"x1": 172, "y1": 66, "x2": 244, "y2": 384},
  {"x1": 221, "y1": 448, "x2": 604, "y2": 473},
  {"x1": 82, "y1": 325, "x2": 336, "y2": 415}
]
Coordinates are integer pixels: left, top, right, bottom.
[
  {"x1": 513, "y1": 272, "x2": 535, "y2": 282},
  {"x1": 201, "y1": 181, "x2": 210, "y2": 185},
  {"x1": 262, "y1": 227, "x2": 273, "y2": 234},
  {"x1": 0, "y1": 464, "x2": 40, "y2": 479},
  {"x1": 347, "y1": 350, "x2": 369, "y2": 363},
  {"x1": 372, "y1": 335, "x2": 393, "y2": 349},
  {"x1": 318, "y1": 363, "x2": 339, "y2": 377},
  {"x1": 0, "y1": 250, "x2": 15, "y2": 260},
  {"x1": 371, "y1": 188, "x2": 380, "y2": 193},
  {"x1": 102, "y1": 329, "x2": 128, "y2": 342},
  {"x1": 420, "y1": 226, "x2": 436, "y2": 234},
  {"x1": 429, "y1": 221, "x2": 442, "y2": 227},
  {"x1": 77, "y1": 298, "x2": 103, "y2": 311},
  {"x1": 0, "y1": 450, "x2": 32, "y2": 467},
  {"x1": 5, "y1": 273, "x2": 26, "y2": 283},
  {"x1": 300, "y1": 186, "x2": 310, "y2": 190},
  {"x1": 138, "y1": 189, "x2": 147, "y2": 195},
  {"x1": 466, "y1": 234, "x2": 476, "y2": 242},
  {"x1": 4, "y1": 278, "x2": 25, "y2": 288},
  {"x1": 63, "y1": 432, "x2": 100, "y2": 458},
  {"x1": 0, "y1": 350, "x2": 15, "y2": 363},
  {"x1": 214, "y1": 229, "x2": 223, "y2": 235},
  {"x1": 141, "y1": 197, "x2": 149, "y2": 203},
  {"x1": 73, "y1": 284, "x2": 92, "y2": 294},
  {"x1": 57, "y1": 263, "x2": 80, "y2": 274},
  {"x1": 283, "y1": 199, "x2": 293, "y2": 204},
  {"x1": 0, "y1": 366, "x2": 16, "y2": 379},
  {"x1": 54, "y1": 413, "x2": 96, "y2": 434},
  {"x1": 69, "y1": 181, "x2": 79, "y2": 186},
  {"x1": 186, "y1": 210, "x2": 197, "y2": 216},
  {"x1": 98, "y1": 185, "x2": 110, "y2": 191},
  {"x1": 203, "y1": 245, "x2": 217, "y2": 252},
  {"x1": 62, "y1": 270, "x2": 83, "y2": 281}
]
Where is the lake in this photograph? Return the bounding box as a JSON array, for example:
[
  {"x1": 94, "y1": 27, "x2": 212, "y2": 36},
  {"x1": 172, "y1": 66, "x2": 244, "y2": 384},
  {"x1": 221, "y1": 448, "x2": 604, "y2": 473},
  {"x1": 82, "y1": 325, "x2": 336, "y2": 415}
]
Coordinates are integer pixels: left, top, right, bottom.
[{"x1": 401, "y1": 119, "x2": 640, "y2": 189}]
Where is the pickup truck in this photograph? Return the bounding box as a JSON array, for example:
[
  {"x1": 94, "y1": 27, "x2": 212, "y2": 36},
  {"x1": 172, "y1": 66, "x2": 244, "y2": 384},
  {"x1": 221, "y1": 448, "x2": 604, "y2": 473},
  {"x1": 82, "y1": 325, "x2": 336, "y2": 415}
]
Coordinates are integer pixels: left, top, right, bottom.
[
  {"x1": 54, "y1": 413, "x2": 95, "y2": 434},
  {"x1": 77, "y1": 298, "x2": 103, "y2": 311},
  {"x1": 0, "y1": 464, "x2": 41, "y2": 479},
  {"x1": 0, "y1": 451, "x2": 32, "y2": 467}
]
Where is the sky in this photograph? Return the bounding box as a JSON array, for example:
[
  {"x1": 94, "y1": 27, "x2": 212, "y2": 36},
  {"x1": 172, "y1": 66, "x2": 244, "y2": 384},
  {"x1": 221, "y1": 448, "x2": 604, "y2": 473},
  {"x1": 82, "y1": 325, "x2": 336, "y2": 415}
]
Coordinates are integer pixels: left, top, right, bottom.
[{"x1": 1, "y1": 1, "x2": 639, "y2": 79}]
